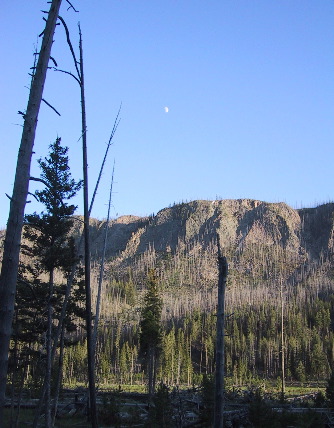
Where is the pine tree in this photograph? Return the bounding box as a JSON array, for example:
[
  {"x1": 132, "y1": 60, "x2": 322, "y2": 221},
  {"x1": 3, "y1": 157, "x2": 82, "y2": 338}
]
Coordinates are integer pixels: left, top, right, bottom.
[
  {"x1": 326, "y1": 371, "x2": 334, "y2": 408},
  {"x1": 147, "y1": 382, "x2": 173, "y2": 427},
  {"x1": 139, "y1": 269, "x2": 163, "y2": 396},
  {"x1": 22, "y1": 137, "x2": 82, "y2": 426}
]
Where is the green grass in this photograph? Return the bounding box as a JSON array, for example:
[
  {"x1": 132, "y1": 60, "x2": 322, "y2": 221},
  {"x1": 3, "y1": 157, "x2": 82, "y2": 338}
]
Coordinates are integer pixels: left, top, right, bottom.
[
  {"x1": 63, "y1": 381, "x2": 147, "y2": 393},
  {"x1": 98, "y1": 383, "x2": 147, "y2": 393}
]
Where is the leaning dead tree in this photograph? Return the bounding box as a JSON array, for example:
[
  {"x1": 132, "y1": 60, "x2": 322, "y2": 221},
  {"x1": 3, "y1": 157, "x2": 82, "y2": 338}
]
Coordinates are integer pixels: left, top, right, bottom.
[
  {"x1": 0, "y1": 1, "x2": 62, "y2": 423},
  {"x1": 214, "y1": 234, "x2": 228, "y2": 428}
]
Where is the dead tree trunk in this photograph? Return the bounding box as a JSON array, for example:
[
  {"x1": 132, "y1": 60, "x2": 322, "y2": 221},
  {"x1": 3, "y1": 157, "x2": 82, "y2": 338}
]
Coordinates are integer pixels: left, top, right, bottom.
[
  {"x1": 93, "y1": 161, "x2": 115, "y2": 353},
  {"x1": 45, "y1": 269, "x2": 55, "y2": 428},
  {"x1": 52, "y1": 323, "x2": 65, "y2": 426},
  {"x1": 280, "y1": 282, "x2": 285, "y2": 401},
  {"x1": 0, "y1": 1, "x2": 62, "y2": 423},
  {"x1": 214, "y1": 235, "x2": 228, "y2": 428},
  {"x1": 79, "y1": 25, "x2": 98, "y2": 428}
]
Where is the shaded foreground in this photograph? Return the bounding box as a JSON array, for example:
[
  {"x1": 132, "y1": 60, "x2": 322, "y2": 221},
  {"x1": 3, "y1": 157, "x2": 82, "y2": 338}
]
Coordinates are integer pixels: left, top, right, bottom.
[{"x1": 5, "y1": 383, "x2": 334, "y2": 427}]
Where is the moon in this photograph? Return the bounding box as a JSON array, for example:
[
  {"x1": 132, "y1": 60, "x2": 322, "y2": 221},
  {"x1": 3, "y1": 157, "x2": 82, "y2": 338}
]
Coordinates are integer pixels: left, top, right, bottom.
[{"x1": 164, "y1": 106, "x2": 169, "y2": 113}]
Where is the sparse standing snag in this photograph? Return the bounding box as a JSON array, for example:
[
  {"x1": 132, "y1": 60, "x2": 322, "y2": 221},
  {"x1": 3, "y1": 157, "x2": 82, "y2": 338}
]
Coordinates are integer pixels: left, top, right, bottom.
[
  {"x1": 214, "y1": 234, "x2": 228, "y2": 428},
  {"x1": 280, "y1": 281, "x2": 285, "y2": 401},
  {"x1": 93, "y1": 160, "x2": 116, "y2": 353},
  {"x1": 0, "y1": 1, "x2": 62, "y2": 423},
  {"x1": 78, "y1": 25, "x2": 99, "y2": 428}
]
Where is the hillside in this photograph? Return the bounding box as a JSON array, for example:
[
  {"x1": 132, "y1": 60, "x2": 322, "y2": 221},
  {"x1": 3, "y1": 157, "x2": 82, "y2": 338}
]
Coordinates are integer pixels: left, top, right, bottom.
[
  {"x1": 4, "y1": 199, "x2": 334, "y2": 388},
  {"x1": 3, "y1": 198, "x2": 333, "y2": 315},
  {"x1": 85, "y1": 199, "x2": 334, "y2": 295},
  {"x1": 77, "y1": 199, "x2": 334, "y2": 384}
]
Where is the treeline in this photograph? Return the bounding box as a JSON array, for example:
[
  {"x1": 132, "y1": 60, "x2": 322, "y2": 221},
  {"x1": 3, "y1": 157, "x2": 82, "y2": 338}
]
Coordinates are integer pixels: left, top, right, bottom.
[
  {"x1": 7, "y1": 139, "x2": 334, "y2": 399},
  {"x1": 10, "y1": 219, "x2": 334, "y2": 395},
  {"x1": 57, "y1": 281, "x2": 334, "y2": 388}
]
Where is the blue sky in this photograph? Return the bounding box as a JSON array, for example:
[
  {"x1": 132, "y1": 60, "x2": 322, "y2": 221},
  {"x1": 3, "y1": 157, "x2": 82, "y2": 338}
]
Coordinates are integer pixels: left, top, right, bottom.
[{"x1": 1, "y1": 1, "x2": 334, "y2": 227}]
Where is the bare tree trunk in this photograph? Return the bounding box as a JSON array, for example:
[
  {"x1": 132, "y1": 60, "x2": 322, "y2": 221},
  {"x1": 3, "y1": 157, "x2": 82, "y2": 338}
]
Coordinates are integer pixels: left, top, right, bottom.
[
  {"x1": 45, "y1": 269, "x2": 55, "y2": 428},
  {"x1": 0, "y1": 2, "x2": 62, "y2": 423},
  {"x1": 13, "y1": 361, "x2": 28, "y2": 428},
  {"x1": 148, "y1": 347, "x2": 154, "y2": 398},
  {"x1": 280, "y1": 283, "x2": 285, "y2": 401},
  {"x1": 93, "y1": 161, "x2": 115, "y2": 353},
  {"x1": 79, "y1": 26, "x2": 98, "y2": 428},
  {"x1": 9, "y1": 318, "x2": 18, "y2": 428},
  {"x1": 52, "y1": 323, "x2": 65, "y2": 427},
  {"x1": 214, "y1": 235, "x2": 228, "y2": 428}
]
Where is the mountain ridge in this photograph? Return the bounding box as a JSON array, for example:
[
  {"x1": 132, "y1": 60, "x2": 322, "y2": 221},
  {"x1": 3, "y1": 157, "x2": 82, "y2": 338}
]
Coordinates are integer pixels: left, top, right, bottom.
[
  {"x1": 87, "y1": 199, "x2": 334, "y2": 258},
  {"x1": 81, "y1": 199, "x2": 334, "y2": 299}
]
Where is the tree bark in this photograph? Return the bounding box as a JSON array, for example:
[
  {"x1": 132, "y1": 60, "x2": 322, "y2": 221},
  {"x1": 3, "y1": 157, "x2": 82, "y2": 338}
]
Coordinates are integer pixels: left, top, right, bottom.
[
  {"x1": 92, "y1": 161, "x2": 115, "y2": 353},
  {"x1": 79, "y1": 26, "x2": 98, "y2": 428},
  {"x1": 45, "y1": 269, "x2": 55, "y2": 428},
  {"x1": 214, "y1": 235, "x2": 228, "y2": 428},
  {"x1": 0, "y1": 1, "x2": 62, "y2": 423},
  {"x1": 148, "y1": 346, "x2": 155, "y2": 398},
  {"x1": 52, "y1": 323, "x2": 65, "y2": 427},
  {"x1": 280, "y1": 283, "x2": 285, "y2": 401}
]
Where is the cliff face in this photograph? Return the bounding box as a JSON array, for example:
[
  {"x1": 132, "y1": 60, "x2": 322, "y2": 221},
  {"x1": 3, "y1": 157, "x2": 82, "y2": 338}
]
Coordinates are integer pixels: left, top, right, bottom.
[
  {"x1": 87, "y1": 199, "x2": 334, "y2": 289},
  {"x1": 90, "y1": 200, "x2": 299, "y2": 255}
]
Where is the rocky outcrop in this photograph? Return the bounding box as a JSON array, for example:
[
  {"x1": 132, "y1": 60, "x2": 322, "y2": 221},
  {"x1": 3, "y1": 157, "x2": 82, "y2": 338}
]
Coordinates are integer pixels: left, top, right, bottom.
[
  {"x1": 89, "y1": 199, "x2": 313, "y2": 257},
  {"x1": 10, "y1": 199, "x2": 331, "y2": 289}
]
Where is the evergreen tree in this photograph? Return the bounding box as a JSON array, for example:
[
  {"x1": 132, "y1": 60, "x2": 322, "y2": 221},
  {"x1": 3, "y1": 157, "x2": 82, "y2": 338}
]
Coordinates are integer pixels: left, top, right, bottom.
[
  {"x1": 21, "y1": 137, "x2": 82, "y2": 426},
  {"x1": 199, "y1": 375, "x2": 214, "y2": 426},
  {"x1": 326, "y1": 371, "x2": 334, "y2": 408},
  {"x1": 146, "y1": 382, "x2": 173, "y2": 428},
  {"x1": 140, "y1": 269, "x2": 163, "y2": 396}
]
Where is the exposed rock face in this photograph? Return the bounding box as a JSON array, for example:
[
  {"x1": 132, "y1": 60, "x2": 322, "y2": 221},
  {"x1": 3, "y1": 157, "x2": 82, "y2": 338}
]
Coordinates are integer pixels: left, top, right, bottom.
[
  {"x1": 86, "y1": 199, "x2": 334, "y2": 288},
  {"x1": 2, "y1": 199, "x2": 329, "y2": 291},
  {"x1": 88, "y1": 199, "x2": 333, "y2": 257}
]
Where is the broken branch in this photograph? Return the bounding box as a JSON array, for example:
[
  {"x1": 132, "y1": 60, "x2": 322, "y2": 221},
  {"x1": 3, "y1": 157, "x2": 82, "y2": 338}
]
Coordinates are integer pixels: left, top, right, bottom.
[
  {"x1": 65, "y1": 0, "x2": 79, "y2": 12},
  {"x1": 41, "y1": 98, "x2": 61, "y2": 116},
  {"x1": 57, "y1": 15, "x2": 80, "y2": 78}
]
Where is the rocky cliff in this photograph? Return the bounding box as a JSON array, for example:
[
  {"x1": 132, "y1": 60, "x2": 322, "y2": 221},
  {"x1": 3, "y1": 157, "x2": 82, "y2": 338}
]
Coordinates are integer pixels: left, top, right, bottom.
[{"x1": 85, "y1": 199, "x2": 334, "y2": 294}]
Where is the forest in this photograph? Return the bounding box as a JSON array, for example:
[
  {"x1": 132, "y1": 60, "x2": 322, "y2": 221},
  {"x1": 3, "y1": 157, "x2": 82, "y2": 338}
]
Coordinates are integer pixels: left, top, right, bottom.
[
  {"x1": 1, "y1": 1, "x2": 334, "y2": 426},
  {"x1": 3, "y1": 135, "x2": 334, "y2": 425}
]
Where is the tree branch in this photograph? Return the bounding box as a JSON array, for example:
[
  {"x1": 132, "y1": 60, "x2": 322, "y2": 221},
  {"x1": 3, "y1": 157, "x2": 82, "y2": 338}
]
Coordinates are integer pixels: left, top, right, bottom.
[
  {"x1": 17, "y1": 277, "x2": 38, "y2": 300},
  {"x1": 52, "y1": 67, "x2": 81, "y2": 85},
  {"x1": 49, "y1": 56, "x2": 58, "y2": 67},
  {"x1": 57, "y1": 15, "x2": 80, "y2": 78},
  {"x1": 27, "y1": 192, "x2": 39, "y2": 202},
  {"x1": 29, "y1": 176, "x2": 67, "y2": 209},
  {"x1": 29, "y1": 176, "x2": 51, "y2": 188},
  {"x1": 42, "y1": 98, "x2": 61, "y2": 116},
  {"x1": 65, "y1": 0, "x2": 79, "y2": 12},
  {"x1": 89, "y1": 105, "x2": 121, "y2": 214}
]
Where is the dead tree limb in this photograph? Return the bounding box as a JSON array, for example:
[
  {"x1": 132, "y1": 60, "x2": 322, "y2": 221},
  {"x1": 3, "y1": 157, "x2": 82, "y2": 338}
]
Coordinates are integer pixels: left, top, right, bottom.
[
  {"x1": 57, "y1": 15, "x2": 80, "y2": 76},
  {"x1": 93, "y1": 160, "x2": 115, "y2": 353},
  {"x1": 214, "y1": 234, "x2": 228, "y2": 428},
  {"x1": 89, "y1": 105, "x2": 120, "y2": 214},
  {"x1": 65, "y1": 0, "x2": 79, "y2": 12},
  {"x1": 41, "y1": 98, "x2": 61, "y2": 115},
  {"x1": 0, "y1": 2, "x2": 62, "y2": 424},
  {"x1": 79, "y1": 24, "x2": 98, "y2": 428}
]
